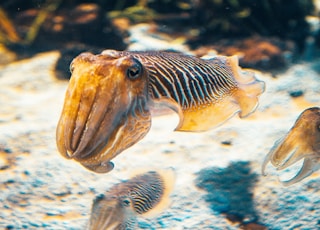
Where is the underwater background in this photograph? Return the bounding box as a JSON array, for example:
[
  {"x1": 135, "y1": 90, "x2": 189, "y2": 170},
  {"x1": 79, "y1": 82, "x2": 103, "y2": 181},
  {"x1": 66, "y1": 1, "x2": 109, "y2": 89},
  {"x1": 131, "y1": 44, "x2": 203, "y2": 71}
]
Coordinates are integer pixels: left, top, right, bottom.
[{"x1": 1, "y1": 0, "x2": 320, "y2": 229}]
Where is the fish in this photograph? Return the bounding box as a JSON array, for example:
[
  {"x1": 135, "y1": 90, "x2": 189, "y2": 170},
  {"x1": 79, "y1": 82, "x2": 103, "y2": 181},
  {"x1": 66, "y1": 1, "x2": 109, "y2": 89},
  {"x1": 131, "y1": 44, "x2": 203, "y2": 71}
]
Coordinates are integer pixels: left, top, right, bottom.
[
  {"x1": 262, "y1": 107, "x2": 320, "y2": 186},
  {"x1": 88, "y1": 169, "x2": 175, "y2": 230},
  {"x1": 56, "y1": 50, "x2": 265, "y2": 173}
]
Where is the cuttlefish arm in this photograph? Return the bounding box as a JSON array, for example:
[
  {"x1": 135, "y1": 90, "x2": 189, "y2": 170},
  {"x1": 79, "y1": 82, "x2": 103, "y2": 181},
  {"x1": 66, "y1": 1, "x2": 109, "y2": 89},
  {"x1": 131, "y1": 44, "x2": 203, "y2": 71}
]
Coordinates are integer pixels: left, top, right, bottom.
[
  {"x1": 56, "y1": 52, "x2": 151, "y2": 173},
  {"x1": 262, "y1": 107, "x2": 320, "y2": 186}
]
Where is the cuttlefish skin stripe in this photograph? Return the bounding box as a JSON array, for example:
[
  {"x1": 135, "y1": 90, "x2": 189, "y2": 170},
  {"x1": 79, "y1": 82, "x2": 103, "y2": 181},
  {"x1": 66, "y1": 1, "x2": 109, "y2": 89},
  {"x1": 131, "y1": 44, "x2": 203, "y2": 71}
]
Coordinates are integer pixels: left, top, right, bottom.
[
  {"x1": 88, "y1": 169, "x2": 175, "y2": 230},
  {"x1": 56, "y1": 50, "x2": 265, "y2": 173},
  {"x1": 102, "y1": 50, "x2": 265, "y2": 131},
  {"x1": 262, "y1": 107, "x2": 320, "y2": 186}
]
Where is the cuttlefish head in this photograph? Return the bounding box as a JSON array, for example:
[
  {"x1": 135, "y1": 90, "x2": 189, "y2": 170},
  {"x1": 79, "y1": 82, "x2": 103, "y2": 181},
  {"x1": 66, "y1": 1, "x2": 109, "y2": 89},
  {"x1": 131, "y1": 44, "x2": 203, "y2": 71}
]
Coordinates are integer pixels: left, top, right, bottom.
[
  {"x1": 262, "y1": 107, "x2": 320, "y2": 186},
  {"x1": 88, "y1": 194, "x2": 137, "y2": 230},
  {"x1": 56, "y1": 51, "x2": 151, "y2": 173}
]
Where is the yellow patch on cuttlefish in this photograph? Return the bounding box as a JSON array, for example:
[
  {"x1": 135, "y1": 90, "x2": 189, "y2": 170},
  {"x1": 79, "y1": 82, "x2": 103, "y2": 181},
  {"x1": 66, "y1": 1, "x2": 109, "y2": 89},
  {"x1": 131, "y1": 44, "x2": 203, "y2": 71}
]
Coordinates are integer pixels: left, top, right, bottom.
[
  {"x1": 175, "y1": 55, "x2": 264, "y2": 131},
  {"x1": 56, "y1": 50, "x2": 265, "y2": 173},
  {"x1": 88, "y1": 169, "x2": 175, "y2": 230},
  {"x1": 262, "y1": 107, "x2": 320, "y2": 186}
]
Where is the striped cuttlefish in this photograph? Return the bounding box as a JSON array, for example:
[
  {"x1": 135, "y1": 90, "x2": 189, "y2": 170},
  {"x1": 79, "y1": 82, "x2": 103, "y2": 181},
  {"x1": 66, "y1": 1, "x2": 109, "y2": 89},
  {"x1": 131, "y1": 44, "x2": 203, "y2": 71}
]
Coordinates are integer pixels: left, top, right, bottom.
[
  {"x1": 56, "y1": 50, "x2": 265, "y2": 173},
  {"x1": 262, "y1": 107, "x2": 320, "y2": 185},
  {"x1": 88, "y1": 169, "x2": 175, "y2": 230}
]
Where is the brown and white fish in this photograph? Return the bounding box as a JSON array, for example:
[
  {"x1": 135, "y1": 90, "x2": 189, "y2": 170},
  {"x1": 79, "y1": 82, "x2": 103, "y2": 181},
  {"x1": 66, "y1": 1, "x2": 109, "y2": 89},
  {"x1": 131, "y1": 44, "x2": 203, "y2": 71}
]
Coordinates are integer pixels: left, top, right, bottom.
[
  {"x1": 88, "y1": 169, "x2": 175, "y2": 230},
  {"x1": 56, "y1": 50, "x2": 265, "y2": 173},
  {"x1": 262, "y1": 107, "x2": 320, "y2": 186}
]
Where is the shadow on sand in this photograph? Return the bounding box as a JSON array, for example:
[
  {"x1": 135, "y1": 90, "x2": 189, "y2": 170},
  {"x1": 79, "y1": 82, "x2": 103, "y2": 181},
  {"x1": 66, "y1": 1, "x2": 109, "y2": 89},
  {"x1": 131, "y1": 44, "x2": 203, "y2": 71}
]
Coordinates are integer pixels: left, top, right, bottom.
[{"x1": 195, "y1": 161, "x2": 264, "y2": 227}]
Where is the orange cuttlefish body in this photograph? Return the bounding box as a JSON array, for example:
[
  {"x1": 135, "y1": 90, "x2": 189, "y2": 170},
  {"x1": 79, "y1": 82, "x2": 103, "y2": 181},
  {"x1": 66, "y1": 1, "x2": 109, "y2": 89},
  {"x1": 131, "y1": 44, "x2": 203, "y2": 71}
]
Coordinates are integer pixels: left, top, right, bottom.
[
  {"x1": 56, "y1": 50, "x2": 265, "y2": 173},
  {"x1": 262, "y1": 107, "x2": 320, "y2": 185}
]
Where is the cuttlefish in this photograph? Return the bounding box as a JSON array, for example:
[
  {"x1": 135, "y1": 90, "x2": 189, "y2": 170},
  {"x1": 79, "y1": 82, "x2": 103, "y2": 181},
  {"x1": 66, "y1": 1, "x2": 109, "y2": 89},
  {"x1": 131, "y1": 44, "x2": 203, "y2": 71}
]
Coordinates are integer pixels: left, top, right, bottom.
[
  {"x1": 56, "y1": 50, "x2": 265, "y2": 173},
  {"x1": 88, "y1": 169, "x2": 175, "y2": 230},
  {"x1": 262, "y1": 107, "x2": 320, "y2": 186}
]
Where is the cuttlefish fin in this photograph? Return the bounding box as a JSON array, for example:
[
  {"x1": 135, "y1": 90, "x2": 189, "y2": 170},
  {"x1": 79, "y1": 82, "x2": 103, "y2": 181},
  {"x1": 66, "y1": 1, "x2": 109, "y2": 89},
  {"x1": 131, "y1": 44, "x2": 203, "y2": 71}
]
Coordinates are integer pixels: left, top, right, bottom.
[
  {"x1": 176, "y1": 95, "x2": 241, "y2": 131},
  {"x1": 152, "y1": 95, "x2": 240, "y2": 131},
  {"x1": 228, "y1": 56, "x2": 265, "y2": 118},
  {"x1": 175, "y1": 56, "x2": 265, "y2": 132}
]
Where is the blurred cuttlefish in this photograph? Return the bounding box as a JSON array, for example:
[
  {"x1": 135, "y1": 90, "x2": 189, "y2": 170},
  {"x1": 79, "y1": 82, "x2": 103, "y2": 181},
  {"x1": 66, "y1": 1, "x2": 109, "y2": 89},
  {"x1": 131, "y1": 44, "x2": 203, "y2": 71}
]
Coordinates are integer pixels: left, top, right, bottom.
[
  {"x1": 262, "y1": 107, "x2": 320, "y2": 186},
  {"x1": 88, "y1": 169, "x2": 175, "y2": 230},
  {"x1": 56, "y1": 50, "x2": 265, "y2": 173}
]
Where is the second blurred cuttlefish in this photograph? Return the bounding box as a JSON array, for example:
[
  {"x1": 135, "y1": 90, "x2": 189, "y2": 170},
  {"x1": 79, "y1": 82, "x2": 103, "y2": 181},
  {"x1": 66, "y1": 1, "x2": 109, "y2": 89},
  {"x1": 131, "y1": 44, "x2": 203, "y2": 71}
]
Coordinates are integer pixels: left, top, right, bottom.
[
  {"x1": 262, "y1": 107, "x2": 320, "y2": 186},
  {"x1": 56, "y1": 50, "x2": 265, "y2": 173},
  {"x1": 88, "y1": 169, "x2": 175, "y2": 230}
]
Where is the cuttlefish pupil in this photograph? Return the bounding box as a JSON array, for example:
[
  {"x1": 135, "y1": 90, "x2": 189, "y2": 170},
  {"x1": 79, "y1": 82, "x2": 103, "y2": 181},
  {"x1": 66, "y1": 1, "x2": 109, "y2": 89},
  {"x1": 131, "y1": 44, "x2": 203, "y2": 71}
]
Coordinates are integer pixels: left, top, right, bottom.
[{"x1": 57, "y1": 50, "x2": 265, "y2": 173}]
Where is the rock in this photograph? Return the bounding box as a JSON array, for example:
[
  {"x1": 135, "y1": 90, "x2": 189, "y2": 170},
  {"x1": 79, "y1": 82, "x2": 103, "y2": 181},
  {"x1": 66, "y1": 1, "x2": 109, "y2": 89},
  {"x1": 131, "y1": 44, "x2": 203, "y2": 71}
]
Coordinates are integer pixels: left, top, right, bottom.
[
  {"x1": 194, "y1": 36, "x2": 296, "y2": 71},
  {"x1": 0, "y1": 45, "x2": 17, "y2": 65},
  {"x1": 289, "y1": 90, "x2": 304, "y2": 98},
  {"x1": 4, "y1": 3, "x2": 127, "y2": 57}
]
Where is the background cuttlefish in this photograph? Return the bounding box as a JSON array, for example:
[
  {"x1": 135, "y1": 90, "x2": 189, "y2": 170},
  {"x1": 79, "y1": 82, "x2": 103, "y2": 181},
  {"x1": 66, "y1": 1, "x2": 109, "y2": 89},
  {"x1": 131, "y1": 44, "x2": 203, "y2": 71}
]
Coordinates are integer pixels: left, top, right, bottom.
[
  {"x1": 56, "y1": 50, "x2": 265, "y2": 173},
  {"x1": 88, "y1": 169, "x2": 175, "y2": 230},
  {"x1": 262, "y1": 107, "x2": 320, "y2": 186}
]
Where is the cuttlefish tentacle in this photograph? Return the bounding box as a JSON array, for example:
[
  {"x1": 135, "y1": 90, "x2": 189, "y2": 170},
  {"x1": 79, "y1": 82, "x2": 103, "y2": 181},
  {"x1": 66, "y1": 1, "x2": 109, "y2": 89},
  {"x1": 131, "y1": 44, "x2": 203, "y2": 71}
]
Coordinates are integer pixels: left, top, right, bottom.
[
  {"x1": 81, "y1": 95, "x2": 151, "y2": 173},
  {"x1": 57, "y1": 50, "x2": 265, "y2": 173},
  {"x1": 262, "y1": 107, "x2": 320, "y2": 185},
  {"x1": 282, "y1": 157, "x2": 320, "y2": 186}
]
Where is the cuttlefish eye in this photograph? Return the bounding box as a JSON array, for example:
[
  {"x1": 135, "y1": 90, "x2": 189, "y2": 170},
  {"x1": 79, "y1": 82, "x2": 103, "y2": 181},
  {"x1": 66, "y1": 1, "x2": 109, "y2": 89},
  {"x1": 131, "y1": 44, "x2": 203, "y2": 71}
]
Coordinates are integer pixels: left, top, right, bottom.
[
  {"x1": 122, "y1": 198, "x2": 131, "y2": 207},
  {"x1": 127, "y1": 61, "x2": 143, "y2": 80}
]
